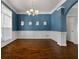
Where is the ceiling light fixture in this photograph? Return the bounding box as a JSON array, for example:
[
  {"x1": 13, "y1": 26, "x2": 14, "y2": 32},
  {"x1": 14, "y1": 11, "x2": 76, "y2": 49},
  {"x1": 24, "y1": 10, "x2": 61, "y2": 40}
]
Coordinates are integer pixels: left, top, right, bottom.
[{"x1": 26, "y1": 0, "x2": 39, "y2": 16}]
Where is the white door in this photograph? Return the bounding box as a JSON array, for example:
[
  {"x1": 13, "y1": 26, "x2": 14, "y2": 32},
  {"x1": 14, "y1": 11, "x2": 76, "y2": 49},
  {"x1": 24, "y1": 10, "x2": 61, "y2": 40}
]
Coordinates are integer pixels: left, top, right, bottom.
[{"x1": 67, "y1": 16, "x2": 78, "y2": 44}]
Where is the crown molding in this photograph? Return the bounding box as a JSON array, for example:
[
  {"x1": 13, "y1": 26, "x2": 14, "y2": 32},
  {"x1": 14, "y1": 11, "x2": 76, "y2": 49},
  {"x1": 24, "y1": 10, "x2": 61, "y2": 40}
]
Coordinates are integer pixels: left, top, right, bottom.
[
  {"x1": 16, "y1": 12, "x2": 51, "y2": 14},
  {"x1": 3, "y1": 0, "x2": 67, "y2": 14},
  {"x1": 56, "y1": 6, "x2": 65, "y2": 11}
]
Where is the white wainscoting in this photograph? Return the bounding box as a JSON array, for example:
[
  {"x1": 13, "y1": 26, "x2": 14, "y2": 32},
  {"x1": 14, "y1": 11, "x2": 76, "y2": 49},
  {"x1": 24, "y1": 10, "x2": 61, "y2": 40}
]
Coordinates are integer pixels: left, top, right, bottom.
[
  {"x1": 1, "y1": 32, "x2": 16, "y2": 48},
  {"x1": 1, "y1": 28, "x2": 12, "y2": 41},
  {"x1": 57, "y1": 32, "x2": 67, "y2": 46},
  {"x1": 15, "y1": 31, "x2": 67, "y2": 46},
  {"x1": 1, "y1": 31, "x2": 67, "y2": 47}
]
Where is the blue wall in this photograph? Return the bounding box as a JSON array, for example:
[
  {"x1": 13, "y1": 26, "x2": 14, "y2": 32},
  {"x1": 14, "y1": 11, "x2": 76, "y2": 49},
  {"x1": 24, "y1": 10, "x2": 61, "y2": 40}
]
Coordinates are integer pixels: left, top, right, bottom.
[
  {"x1": 62, "y1": 0, "x2": 78, "y2": 15},
  {"x1": 50, "y1": 0, "x2": 78, "y2": 32},
  {"x1": 60, "y1": 0, "x2": 78, "y2": 32},
  {"x1": 16, "y1": 14, "x2": 51, "y2": 31},
  {"x1": 51, "y1": 8, "x2": 62, "y2": 31},
  {"x1": 51, "y1": 8, "x2": 66, "y2": 32},
  {"x1": 12, "y1": 12, "x2": 18, "y2": 31}
]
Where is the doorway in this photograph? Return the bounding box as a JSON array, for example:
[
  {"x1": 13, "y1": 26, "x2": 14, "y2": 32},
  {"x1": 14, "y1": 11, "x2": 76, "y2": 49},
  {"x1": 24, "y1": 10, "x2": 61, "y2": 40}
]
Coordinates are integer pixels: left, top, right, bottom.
[{"x1": 66, "y1": 3, "x2": 78, "y2": 44}]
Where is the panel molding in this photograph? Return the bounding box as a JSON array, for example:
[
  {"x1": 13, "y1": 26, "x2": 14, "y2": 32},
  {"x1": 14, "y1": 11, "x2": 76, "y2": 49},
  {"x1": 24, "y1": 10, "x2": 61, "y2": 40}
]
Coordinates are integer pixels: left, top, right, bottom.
[
  {"x1": 15, "y1": 31, "x2": 67, "y2": 46},
  {"x1": 1, "y1": 31, "x2": 67, "y2": 48},
  {"x1": 1, "y1": 32, "x2": 17, "y2": 48}
]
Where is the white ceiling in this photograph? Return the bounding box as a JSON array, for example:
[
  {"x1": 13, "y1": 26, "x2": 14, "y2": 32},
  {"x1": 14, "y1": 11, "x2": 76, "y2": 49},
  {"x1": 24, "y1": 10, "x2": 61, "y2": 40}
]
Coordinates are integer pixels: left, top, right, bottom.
[{"x1": 2, "y1": 0, "x2": 66, "y2": 14}]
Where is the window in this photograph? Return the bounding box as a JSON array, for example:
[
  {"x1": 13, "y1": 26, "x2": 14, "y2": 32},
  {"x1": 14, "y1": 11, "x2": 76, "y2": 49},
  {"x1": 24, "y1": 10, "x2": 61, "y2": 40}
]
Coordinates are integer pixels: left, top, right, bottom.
[
  {"x1": 1, "y1": 3, "x2": 12, "y2": 28},
  {"x1": 1, "y1": 3, "x2": 12, "y2": 41}
]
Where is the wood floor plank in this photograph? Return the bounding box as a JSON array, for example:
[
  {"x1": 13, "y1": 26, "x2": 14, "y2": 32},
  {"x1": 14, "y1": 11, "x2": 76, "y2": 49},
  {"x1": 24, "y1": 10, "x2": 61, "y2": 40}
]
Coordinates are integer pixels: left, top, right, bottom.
[{"x1": 1, "y1": 39, "x2": 78, "y2": 59}]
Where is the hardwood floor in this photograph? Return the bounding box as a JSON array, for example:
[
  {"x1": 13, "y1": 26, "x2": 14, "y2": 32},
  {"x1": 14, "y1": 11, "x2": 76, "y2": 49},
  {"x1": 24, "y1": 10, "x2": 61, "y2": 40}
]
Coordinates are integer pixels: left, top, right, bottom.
[{"x1": 1, "y1": 39, "x2": 78, "y2": 59}]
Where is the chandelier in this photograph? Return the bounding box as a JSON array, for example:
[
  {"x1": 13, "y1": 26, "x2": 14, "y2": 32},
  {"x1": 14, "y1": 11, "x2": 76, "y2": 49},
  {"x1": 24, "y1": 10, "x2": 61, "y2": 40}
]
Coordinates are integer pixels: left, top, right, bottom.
[
  {"x1": 26, "y1": 9, "x2": 39, "y2": 16},
  {"x1": 26, "y1": 0, "x2": 39, "y2": 16}
]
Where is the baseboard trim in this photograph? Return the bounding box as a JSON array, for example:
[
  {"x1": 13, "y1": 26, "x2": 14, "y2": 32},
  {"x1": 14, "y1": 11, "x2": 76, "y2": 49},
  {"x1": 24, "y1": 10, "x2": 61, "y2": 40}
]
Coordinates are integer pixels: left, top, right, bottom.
[
  {"x1": 17, "y1": 38, "x2": 51, "y2": 40},
  {"x1": 57, "y1": 42, "x2": 67, "y2": 46},
  {"x1": 67, "y1": 40, "x2": 78, "y2": 44},
  {"x1": 1, "y1": 39, "x2": 16, "y2": 48}
]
